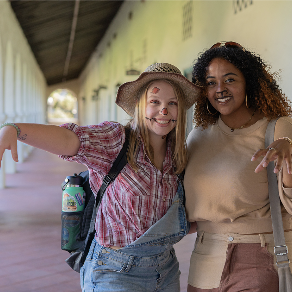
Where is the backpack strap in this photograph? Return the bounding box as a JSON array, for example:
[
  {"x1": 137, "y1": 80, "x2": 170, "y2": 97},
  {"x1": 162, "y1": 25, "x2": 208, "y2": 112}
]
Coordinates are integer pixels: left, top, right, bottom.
[
  {"x1": 81, "y1": 127, "x2": 130, "y2": 261},
  {"x1": 96, "y1": 127, "x2": 130, "y2": 208}
]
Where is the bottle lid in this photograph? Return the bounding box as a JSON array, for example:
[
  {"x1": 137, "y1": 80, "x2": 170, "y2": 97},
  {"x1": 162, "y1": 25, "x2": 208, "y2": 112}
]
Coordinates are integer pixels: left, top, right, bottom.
[{"x1": 65, "y1": 173, "x2": 83, "y2": 186}]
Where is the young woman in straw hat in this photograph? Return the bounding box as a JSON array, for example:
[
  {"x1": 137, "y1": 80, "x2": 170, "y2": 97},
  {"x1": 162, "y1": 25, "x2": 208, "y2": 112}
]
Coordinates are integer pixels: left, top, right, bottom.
[{"x1": 0, "y1": 63, "x2": 199, "y2": 292}]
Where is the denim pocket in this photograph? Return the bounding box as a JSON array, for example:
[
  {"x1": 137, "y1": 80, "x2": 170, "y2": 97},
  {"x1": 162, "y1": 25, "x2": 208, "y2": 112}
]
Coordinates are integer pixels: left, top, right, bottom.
[{"x1": 92, "y1": 252, "x2": 134, "y2": 274}]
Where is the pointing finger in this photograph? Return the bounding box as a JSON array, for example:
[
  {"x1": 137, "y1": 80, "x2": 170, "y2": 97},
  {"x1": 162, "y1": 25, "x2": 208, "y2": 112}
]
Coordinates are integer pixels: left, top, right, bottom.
[{"x1": 10, "y1": 141, "x2": 19, "y2": 163}]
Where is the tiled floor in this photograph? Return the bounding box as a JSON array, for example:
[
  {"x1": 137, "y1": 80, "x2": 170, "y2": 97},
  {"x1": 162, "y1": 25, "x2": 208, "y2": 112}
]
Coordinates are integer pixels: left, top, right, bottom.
[{"x1": 0, "y1": 148, "x2": 196, "y2": 292}]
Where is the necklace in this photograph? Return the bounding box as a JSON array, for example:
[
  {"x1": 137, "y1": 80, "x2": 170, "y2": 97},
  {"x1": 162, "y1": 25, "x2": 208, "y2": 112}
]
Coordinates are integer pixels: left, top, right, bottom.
[{"x1": 223, "y1": 109, "x2": 256, "y2": 132}]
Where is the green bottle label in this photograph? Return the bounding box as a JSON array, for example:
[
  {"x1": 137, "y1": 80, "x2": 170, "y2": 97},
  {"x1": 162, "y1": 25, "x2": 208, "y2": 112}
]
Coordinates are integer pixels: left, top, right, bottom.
[{"x1": 62, "y1": 187, "x2": 85, "y2": 212}]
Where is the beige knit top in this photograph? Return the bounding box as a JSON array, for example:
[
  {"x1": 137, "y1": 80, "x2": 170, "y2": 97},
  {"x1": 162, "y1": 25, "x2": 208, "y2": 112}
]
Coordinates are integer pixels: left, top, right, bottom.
[{"x1": 184, "y1": 116, "x2": 292, "y2": 234}]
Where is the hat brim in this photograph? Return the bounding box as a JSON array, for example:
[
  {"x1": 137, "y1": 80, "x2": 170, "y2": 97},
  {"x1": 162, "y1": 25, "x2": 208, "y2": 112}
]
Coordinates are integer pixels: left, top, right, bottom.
[{"x1": 116, "y1": 71, "x2": 200, "y2": 117}]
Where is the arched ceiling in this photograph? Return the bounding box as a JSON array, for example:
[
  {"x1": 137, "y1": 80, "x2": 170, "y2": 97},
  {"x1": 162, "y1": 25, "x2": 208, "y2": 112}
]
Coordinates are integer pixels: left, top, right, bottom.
[{"x1": 9, "y1": 0, "x2": 124, "y2": 85}]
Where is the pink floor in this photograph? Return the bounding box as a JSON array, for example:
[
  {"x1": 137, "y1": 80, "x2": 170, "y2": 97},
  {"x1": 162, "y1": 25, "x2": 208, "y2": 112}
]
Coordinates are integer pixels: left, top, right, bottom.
[{"x1": 0, "y1": 148, "x2": 196, "y2": 292}]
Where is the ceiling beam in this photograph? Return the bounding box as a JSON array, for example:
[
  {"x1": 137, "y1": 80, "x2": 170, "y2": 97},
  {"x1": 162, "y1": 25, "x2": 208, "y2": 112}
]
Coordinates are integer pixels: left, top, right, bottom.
[{"x1": 63, "y1": 0, "x2": 80, "y2": 82}]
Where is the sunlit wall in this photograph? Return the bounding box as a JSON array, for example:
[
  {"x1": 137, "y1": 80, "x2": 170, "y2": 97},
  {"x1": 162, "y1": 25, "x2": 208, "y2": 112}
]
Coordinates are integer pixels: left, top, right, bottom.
[{"x1": 78, "y1": 0, "x2": 292, "y2": 130}]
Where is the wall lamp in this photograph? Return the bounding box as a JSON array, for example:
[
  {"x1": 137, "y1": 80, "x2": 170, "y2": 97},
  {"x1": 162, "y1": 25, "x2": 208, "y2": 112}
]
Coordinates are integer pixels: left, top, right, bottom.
[
  {"x1": 126, "y1": 69, "x2": 140, "y2": 75},
  {"x1": 92, "y1": 85, "x2": 107, "y2": 101}
]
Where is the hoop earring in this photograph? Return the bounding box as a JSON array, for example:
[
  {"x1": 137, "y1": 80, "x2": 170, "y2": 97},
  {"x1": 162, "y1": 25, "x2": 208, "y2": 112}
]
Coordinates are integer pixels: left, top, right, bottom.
[
  {"x1": 245, "y1": 95, "x2": 249, "y2": 108},
  {"x1": 206, "y1": 100, "x2": 217, "y2": 115}
]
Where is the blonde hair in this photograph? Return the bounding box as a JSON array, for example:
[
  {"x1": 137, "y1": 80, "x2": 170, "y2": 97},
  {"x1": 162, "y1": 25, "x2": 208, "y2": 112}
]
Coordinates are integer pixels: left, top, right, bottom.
[{"x1": 126, "y1": 79, "x2": 187, "y2": 174}]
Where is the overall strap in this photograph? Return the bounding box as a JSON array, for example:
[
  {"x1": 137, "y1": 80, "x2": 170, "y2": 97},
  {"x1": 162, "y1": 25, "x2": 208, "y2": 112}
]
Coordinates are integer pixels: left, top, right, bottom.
[{"x1": 265, "y1": 118, "x2": 290, "y2": 268}]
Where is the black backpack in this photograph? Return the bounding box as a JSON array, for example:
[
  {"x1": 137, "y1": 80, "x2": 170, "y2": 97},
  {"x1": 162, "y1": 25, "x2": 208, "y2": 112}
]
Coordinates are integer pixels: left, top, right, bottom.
[{"x1": 62, "y1": 128, "x2": 130, "y2": 272}]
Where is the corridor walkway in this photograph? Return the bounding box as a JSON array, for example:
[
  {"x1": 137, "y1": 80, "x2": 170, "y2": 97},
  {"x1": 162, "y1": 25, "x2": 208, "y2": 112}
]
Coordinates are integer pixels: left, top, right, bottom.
[{"x1": 0, "y1": 148, "x2": 196, "y2": 292}]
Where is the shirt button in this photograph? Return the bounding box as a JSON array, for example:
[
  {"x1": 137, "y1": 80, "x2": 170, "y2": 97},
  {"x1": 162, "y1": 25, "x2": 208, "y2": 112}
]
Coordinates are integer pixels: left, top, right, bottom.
[
  {"x1": 98, "y1": 260, "x2": 104, "y2": 265},
  {"x1": 101, "y1": 249, "x2": 107, "y2": 253},
  {"x1": 228, "y1": 236, "x2": 234, "y2": 242}
]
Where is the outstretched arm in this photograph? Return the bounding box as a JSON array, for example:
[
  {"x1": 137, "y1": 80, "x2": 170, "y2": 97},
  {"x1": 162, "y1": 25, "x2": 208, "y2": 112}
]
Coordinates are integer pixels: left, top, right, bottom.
[{"x1": 0, "y1": 123, "x2": 80, "y2": 167}]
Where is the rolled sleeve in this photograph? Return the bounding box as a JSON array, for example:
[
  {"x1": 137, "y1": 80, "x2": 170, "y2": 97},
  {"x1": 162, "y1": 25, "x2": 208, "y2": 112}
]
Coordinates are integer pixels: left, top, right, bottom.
[
  {"x1": 59, "y1": 121, "x2": 125, "y2": 177},
  {"x1": 59, "y1": 123, "x2": 88, "y2": 160},
  {"x1": 273, "y1": 117, "x2": 292, "y2": 215},
  {"x1": 278, "y1": 168, "x2": 292, "y2": 215},
  {"x1": 283, "y1": 186, "x2": 292, "y2": 199}
]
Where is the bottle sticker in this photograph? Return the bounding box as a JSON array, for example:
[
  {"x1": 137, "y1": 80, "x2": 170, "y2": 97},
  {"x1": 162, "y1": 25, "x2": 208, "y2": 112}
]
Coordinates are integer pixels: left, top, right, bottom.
[
  {"x1": 75, "y1": 192, "x2": 84, "y2": 206},
  {"x1": 62, "y1": 193, "x2": 77, "y2": 211}
]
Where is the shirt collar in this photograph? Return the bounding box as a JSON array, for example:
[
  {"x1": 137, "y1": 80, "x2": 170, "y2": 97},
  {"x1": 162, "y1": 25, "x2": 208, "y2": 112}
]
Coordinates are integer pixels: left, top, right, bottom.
[{"x1": 136, "y1": 137, "x2": 174, "y2": 174}]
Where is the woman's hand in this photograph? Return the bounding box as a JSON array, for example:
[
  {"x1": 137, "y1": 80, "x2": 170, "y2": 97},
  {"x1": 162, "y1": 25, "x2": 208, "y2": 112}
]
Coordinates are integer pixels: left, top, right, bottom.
[
  {"x1": 252, "y1": 137, "x2": 292, "y2": 188},
  {"x1": 0, "y1": 125, "x2": 19, "y2": 168},
  {"x1": 252, "y1": 138, "x2": 292, "y2": 174}
]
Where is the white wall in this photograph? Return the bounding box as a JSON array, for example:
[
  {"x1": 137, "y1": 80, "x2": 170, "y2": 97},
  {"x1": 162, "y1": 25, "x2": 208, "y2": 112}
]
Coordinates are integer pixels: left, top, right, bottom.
[
  {"x1": 0, "y1": 0, "x2": 47, "y2": 188},
  {"x1": 78, "y1": 0, "x2": 292, "y2": 129}
]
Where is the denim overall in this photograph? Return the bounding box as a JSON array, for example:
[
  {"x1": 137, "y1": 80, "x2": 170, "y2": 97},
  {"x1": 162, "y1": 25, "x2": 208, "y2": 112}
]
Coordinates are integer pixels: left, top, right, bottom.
[{"x1": 80, "y1": 181, "x2": 189, "y2": 292}]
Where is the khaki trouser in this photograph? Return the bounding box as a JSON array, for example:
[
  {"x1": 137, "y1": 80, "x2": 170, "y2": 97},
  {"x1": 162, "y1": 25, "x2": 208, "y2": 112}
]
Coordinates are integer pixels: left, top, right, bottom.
[{"x1": 188, "y1": 231, "x2": 292, "y2": 291}]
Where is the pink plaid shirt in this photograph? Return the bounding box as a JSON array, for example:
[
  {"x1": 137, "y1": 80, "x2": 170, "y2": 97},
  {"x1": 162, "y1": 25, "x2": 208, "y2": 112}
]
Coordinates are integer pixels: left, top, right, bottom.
[{"x1": 60, "y1": 121, "x2": 178, "y2": 247}]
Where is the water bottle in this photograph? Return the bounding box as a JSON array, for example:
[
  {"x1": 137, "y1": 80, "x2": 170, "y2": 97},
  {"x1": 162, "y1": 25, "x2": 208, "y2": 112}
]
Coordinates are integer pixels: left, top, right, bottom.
[
  {"x1": 62, "y1": 174, "x2": 85, "y2": 212},
  {"x1": 61, "y1": 173, "x2": 86, "y2": 252}
]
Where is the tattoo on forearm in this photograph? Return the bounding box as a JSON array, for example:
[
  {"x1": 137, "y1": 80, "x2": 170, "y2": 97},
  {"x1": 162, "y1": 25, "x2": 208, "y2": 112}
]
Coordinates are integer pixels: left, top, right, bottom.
[{"x1": 18, "y1": 134, "x2": 27, "y2": 141}]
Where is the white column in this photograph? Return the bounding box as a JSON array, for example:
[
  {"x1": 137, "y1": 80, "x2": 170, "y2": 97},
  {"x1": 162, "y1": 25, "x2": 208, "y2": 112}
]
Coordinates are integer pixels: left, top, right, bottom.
[
  {"x1": 4, "y1": 41, "x2": 16, "y2": 174},
  {"x1": 15, "y1": 53, "x2": 24, "y2": 163},
  {"x1": 0, "y1": 36, "x2": 6, "y2": 189},
  {"x1": 22, "y1": 63, "x2": 30, "y2": 160}
]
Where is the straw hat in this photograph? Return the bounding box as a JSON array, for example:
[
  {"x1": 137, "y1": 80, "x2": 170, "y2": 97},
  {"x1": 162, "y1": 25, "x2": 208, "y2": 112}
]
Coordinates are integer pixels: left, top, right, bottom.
[{"x1": 116, "y1": 63, "x2": 200, "y2": 117}]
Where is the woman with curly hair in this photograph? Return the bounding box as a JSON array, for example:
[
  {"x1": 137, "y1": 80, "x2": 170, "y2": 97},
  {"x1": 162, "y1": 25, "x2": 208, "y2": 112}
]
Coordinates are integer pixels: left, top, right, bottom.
[{"x1": 184, "y1": 42, "x2": 292, "y2": 292}]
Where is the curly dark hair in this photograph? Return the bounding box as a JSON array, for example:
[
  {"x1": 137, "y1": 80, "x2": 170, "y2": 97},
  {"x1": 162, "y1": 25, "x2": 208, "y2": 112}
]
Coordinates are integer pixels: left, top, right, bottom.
[{"x1": 192, "y1": 44, "x2": 292, "y2": 128}]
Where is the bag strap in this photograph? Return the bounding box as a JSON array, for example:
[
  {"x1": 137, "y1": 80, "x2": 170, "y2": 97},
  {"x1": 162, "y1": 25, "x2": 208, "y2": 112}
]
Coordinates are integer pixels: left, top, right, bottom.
[
  {"x1": 265, "y1": 119, "x2": 290, "y2": 268},
  {"x1": 95, "y1": 127, "x2": 130, "y2": 208},
  {"x1": 89, "y1": 127, "x2": 130, "y2": 232}
]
